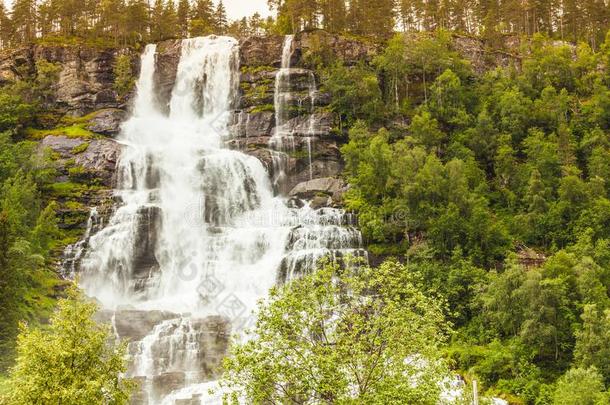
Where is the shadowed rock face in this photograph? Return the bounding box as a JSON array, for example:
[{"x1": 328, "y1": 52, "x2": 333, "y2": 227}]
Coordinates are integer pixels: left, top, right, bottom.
[
  {"x1": 153, "y1": 40, "x2": 182, "y2": 114},
  {"x1": 40, "y1": 135, "x2": 122, "y2": 187},
  {"x1": 114, "y1": 309, "x2": 179, "y2": 341},
  {"x1": 131, "y1": 205, "x2": 162, "y2": 290},
  {"x1": 86, "y1": 108, "x2": 127, "y2": 136}
]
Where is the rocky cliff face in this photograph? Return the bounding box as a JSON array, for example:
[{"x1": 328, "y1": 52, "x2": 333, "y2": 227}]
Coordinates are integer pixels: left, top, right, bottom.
[
  {"x1": 0, "y1": 31, "x2": 527, "y2": 261},
  {"x1": 0, "y1": 44, "x2": 137, "y2": 115},
  {"x1": 146, "y1": 32, "x2": 368, "y2": 204}
]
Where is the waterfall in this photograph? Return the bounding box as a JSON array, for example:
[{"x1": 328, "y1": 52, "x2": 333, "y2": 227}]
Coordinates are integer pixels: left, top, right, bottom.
[
  {"x1": 270, "y1": 34, "x2": 320, "y2": 191},
  {"x1": 75, "y1": 35, "x2": 365, "y2": 404}
]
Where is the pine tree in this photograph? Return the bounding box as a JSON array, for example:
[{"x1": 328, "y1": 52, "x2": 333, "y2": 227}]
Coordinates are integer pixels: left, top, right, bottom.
[
  {"x1": 321, "y1": 0, "x2": 346, "y2": 33},
  {"x1": 11, "y1": 0, "x2": 37, "y2": 43},
  {"x1": 347, "y1": 0, "x2": 395, "y2": 39},
  {"x1": 249, "y1": 12, "x2": 263, "y2": 35},
  {"x1": 125, "y1": 0, "x2": 150, "y2": 43},
  {"x1": 0, "y1": 2, "x2": 12, "y2": 47},
  {"x1": 190, "y1": 0, "x2": 214, "y2": 36},
  {"x1": 214, "y1": 0, "x2": 228, "y2": 34},
  {"x1": 150, "y1": 0, "x2": 165, "y2": 40},
  {"x1": 177, "y1": 0, "x2": 190, "y2": 38},
  {"x1": 162, "y1": 0, "x2": 179, "y2": 39}
]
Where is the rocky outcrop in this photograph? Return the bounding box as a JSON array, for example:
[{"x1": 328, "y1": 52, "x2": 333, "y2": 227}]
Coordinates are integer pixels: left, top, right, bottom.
[
  {"x1": 86, "y1": 108, "x2": 126, "y2": 136},
  {"x1": 0, "y1": 45, "x2": 134, "y2": 115},
  {"x1": 239, "y1": 35, "x2": 285, "y2": 67},
  {"x1": 289, "y1": 177, "x2": 346, "y2": 200},
  {"x1": 153, "y1": 40, "x2": 182, "y2": 114},
  {"x1": 131, "y1": 205, "x2": 162, "y2": 290},
  {"x1": 41, "y1": 135, "x2": 121, "y2": 187},
  {"x1": 295, "y1": 30, "x2": 378, "y2": 66},
  {"x1": 112, "y1": 309, "x2": 179, "y2": 341},
  {"x1": 452, "y1": 34, "x2": 522, "y2": 74}
]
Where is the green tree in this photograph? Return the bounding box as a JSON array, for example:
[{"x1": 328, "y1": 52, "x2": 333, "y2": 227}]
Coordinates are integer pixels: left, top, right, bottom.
[
  {"x1": 176, "y1": 0, "x2": 190, "y2": 37},
  {"x1": 552, "y1": 367, "x2": 609, "y2": 405},
  {"x1": 213, "y1": 0, "x2": 228, "y2": 34},
  {"x1": 574, "y1": 305, "x2": 610, "y2": 382},
  {"x1": 222, "y1": 260, "x2": 453, "y2": 404},
  {"x1": 2, "y1": 286, "x2": 132, "y2": 404}
]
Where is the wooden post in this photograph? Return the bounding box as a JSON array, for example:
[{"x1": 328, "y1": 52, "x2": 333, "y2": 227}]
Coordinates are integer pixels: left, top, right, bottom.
[{"x1": 473, "y1": 380, "x2": 479, "y2": 405}]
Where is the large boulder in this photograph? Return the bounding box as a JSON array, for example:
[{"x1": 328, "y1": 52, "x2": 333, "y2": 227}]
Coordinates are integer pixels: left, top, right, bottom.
[
  {"x1": 41, "y1": 135, "x2": 84, "y2": 158},
  {"x1": 113, "y1": 309, "x2": 179, "y2": 341},
  {"x1": 86, "y1": 108, "x2": 127, "y2": 136},
  {"x1": 74, "y1": 138, "x2": 122, "y2": 180},
  {"x1": 289, "y1": 177, "x2": 346, "y2": 200}
]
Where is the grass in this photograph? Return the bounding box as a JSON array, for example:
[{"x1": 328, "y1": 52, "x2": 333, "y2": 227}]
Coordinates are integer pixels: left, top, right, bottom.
[
  {"x1": 25, "y1": 124, "x2": 95, "y2": 140},
  {"x1": 25, "y1": 109, "x2": 112, "y2": 141},
  {"x1": 46, "y1": 182, "x2": 92, "y2": 199},
  {"x1": 250, "y1": 104, "x2": 275, "y2": 113},
  {"x1": 34, "y1": 34, "x2": 118, "y2": 49},
  {"x1": 70, "y1": 142, "x2": 90, "y2": 154}
]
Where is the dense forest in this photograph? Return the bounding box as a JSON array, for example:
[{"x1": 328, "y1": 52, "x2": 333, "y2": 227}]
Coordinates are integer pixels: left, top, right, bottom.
[
  {"x1": 0, "y1": 0, "x2": 608, "y2": 47},
  {"x1": 0, "y1": 0, "x2": 609, "y2": 404}
]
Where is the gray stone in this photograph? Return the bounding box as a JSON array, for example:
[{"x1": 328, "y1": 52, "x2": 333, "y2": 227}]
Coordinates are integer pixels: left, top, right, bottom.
[
  {"x1": 113, "y1": 309, "x2": 179, "y2": 341},
  {"x1": 273, "y1": 112, "x2": 335, "y2": 138},
  {"x1": 310, "y1": 195, "x2": 332, "y2": 209},
  {"x1": 296, "y1": 30, "x2": 378, "y2": 66},
  {"x1": 153, "y1": 40, "x2": 182, "y2": 113},
  {"x1": 86, "y1": 108, "x2": 126, "y2": 136},
  {"x1": 289, "y1": 177, "x2": 346, "y2": 199},
  {"x1": 153, "y1": 372, "x2": 185, "y2": 400},
  {"x1": 239, "y1": 35, "x2": 285, "y2": 67},
  {"x1": 229, "y1": 111, "x2": 274, "y2": 138},
  {"x1": 74, "y1": 139, "x2": 122, "y2": 185},
  {"x1": 41, "y1": 135, "x2": 84, "y2": 158}
]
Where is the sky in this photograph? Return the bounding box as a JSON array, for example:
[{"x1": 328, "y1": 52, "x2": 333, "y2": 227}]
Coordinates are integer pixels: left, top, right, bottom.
[{"x1": 223, "y1": 0, "x2": 272, "y2": 20}]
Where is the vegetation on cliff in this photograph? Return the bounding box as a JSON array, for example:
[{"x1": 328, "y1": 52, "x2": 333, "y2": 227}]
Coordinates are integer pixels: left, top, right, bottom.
[{"x1": 0, "y1": 0, "x2": 608, "y2": 403}]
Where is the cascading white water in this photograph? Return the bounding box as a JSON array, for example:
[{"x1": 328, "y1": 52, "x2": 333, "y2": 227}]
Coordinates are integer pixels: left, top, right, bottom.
[{"x1": 76, "y1": 36, "x2": 365, "y2": 404}]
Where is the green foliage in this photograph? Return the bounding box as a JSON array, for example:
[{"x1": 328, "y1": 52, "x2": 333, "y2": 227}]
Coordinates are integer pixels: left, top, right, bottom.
[
  {"x1": 1, "y1": 286, "x2": 132, "y2": 404},
  {"x1": 552, "y1": 367, "x2": 609, "y2": 405},
  {"x1": 323, "y1": 63, "x2": 384, "y2": 127},
  {"x1": 113, "y1": 54, "x2": 135, "y2": 98},
  {"x1": 222, "y1": 259, "x2": 454, "y2": 403},
  {"x1": 333, "y1": 29, "x2": 610, "y2": 404}
]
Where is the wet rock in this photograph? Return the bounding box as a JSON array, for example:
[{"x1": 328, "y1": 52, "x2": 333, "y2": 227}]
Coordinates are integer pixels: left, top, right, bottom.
[
  {"x1": 293, "y1": 159, "x2": 343, "y2": 185},
  {"x1": 289, "y1": 177, "x2": 346, "y2": 199},
  {"x1": 240, "y1": 147, "x2": 274, "y2": 173},
  {"x1": 113, "y1": 309, "x2": 179, "y2": 341},
  {"x1": 175, "y1": 396, "x2": 202, "y2": 405},
  {"x1": 229, "y1": 111, "x2": 274, "y2": 138},
  {"x1": 129, "y1": 376, "x2": 148, "y2": 405},
  {"x1": 240, "y1": 68, "x2": 276, "y2": 83},
  {"x1": 131, "y1": 205, "x2": 162, "y2": 288},
  {"x1": 153, "y1": 371, "x2": 185, "y2": 399},
  {"x1": 74, "y1": 139, "x2": 122, "y2": 184},
  {"x1": 41, "y1": 135, "x2": 84, "y2": 158},
  {"x1": 239, "y1": 35, "x2": 285, "y2": 67},
  {"x1": 310, "y1": 195, "x2": 332, "y2": 209},
  {"x1": 86, "y1": 108, "x2": 126, "y2": 136},
  {"x1": 154, "y1": 40, "x2": 182, "y2": 114},
  {"x1": 273, "y1": 112, "x2": 336, "y2": 138}
]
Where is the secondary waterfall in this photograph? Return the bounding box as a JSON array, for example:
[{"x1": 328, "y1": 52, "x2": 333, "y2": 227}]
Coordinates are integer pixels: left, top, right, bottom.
[{"x1": 74, "y1": 36, "x2": 364, "y2": 404}]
